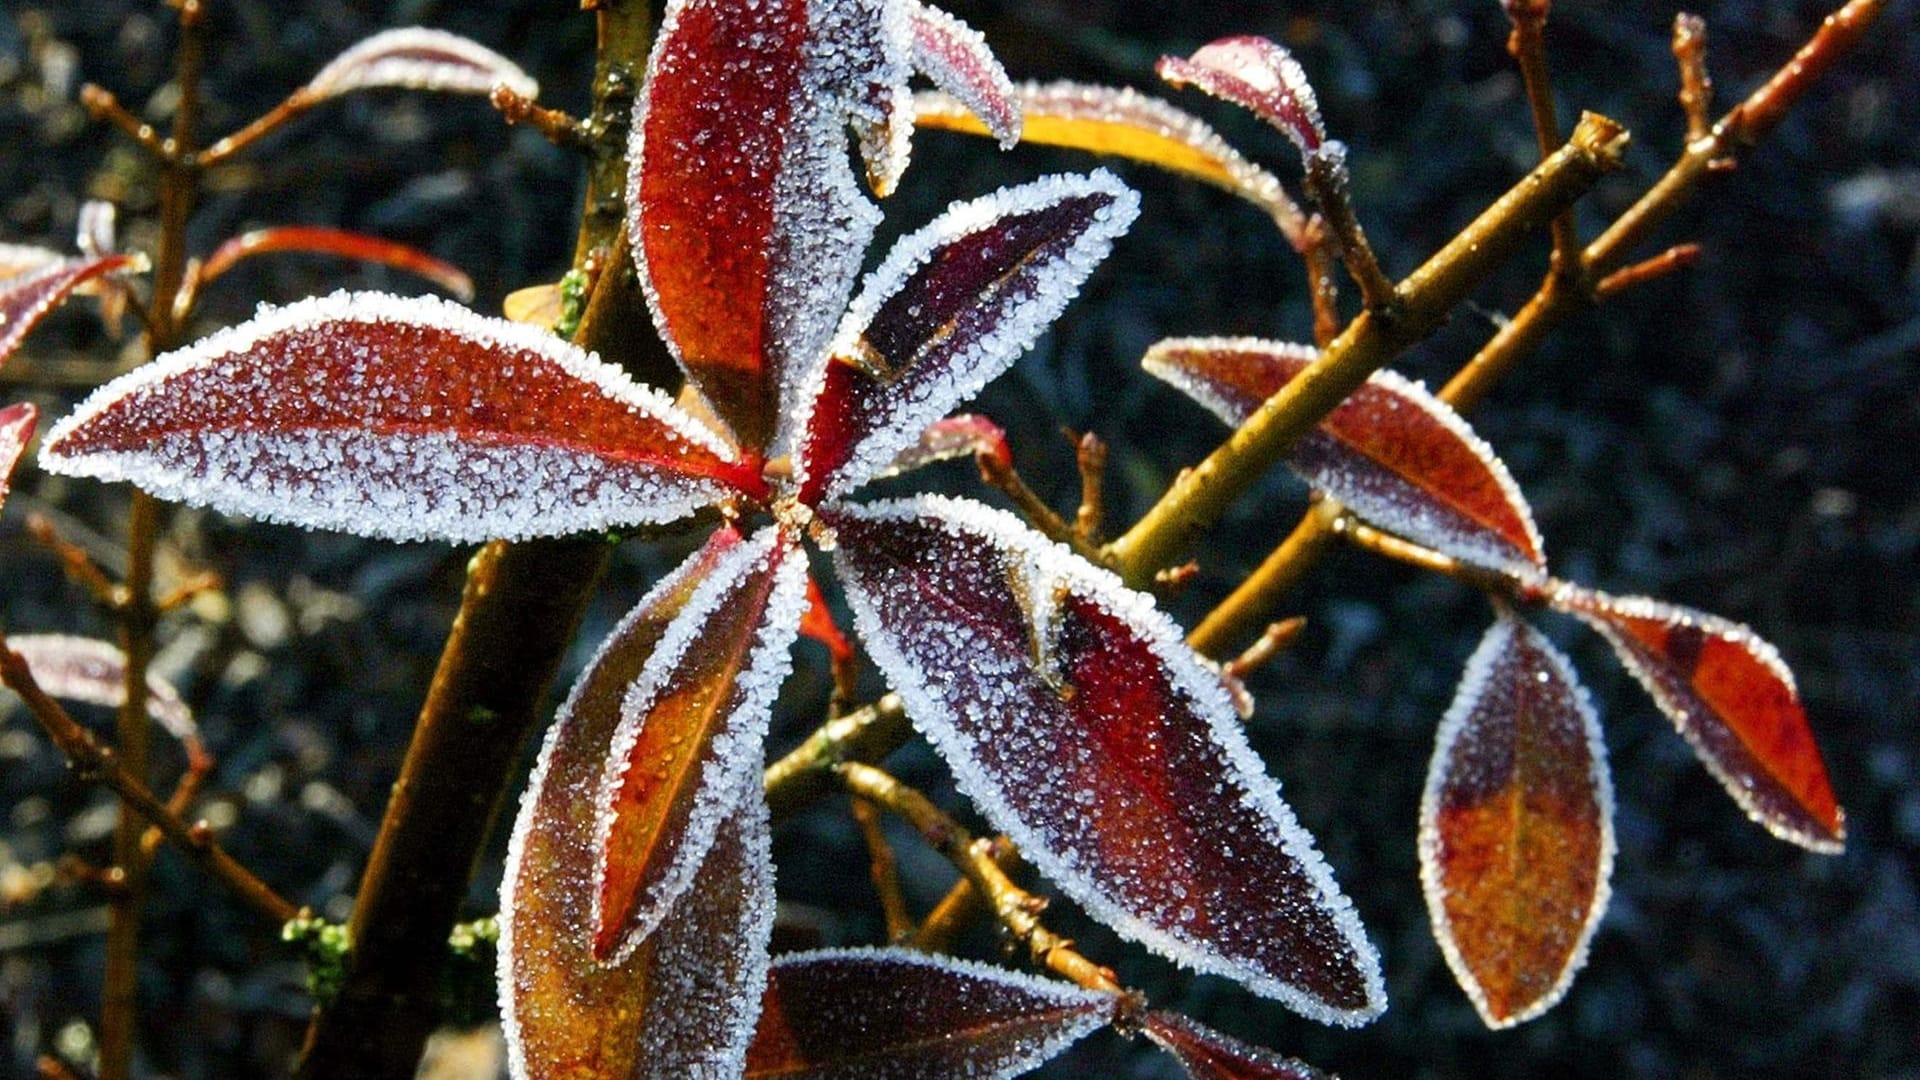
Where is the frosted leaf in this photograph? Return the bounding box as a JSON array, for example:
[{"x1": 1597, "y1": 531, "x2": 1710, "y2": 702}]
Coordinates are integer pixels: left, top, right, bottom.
[
  {"x1": 592, "y1": 524, "x2": 806, "y2": 961},
  {"x1": 304, "y1": 27, "x2": 537, "y2": 101},
  {"x1": 1419, "y1": 613, "x2": 1614, "y2": 1028},
  {"x1": 1144, "y1": 337, "x2": 1547, "y2": 578},
  {"x1": 0, "y1": 402, "x2": 34, "y2": 514},
  {"x1": 40, "y1": 291, "x2": 757, "y2": 544},
  {"x1": 1141, "y1": 1011, "x2": 1331, "y2": 1080},
  {"x1": 198, "y1": 226, "x2": 475, "y2": 303},
  {"x1": 914, "y1": 80, "x2": 1308, "y2": 249},
  {"x1": 793, "y1": 172, "x2": 1138, "y2": 505},
  {"x1": 875, "y1": 413, "x2": 1011, "y2": 481},
  {"x1": 630, "y1": 0, "x2": 911, "y2": 453},
  {"x1": 500, "y1": 529, "x2": 777, "y2": 1080},
  {"x1": 4, "y1": 634, "x2": 200, "y2": 749},
  {"x1": 1157, "y1": 36, "x2": 1325, "y2": 158},
  {"x1": 1, "y1": 254, "x2": 143, "y2": 371},
  {"x1": 1552, "y1": 585, "x2": 1845, "y2": 853},
  {"x1": 0, "y1": 243, "x2": 67, "y2": 281},
  {"x1": 745, "y1": 947, "x2": 1114, "y2": 1078},
  {"x1": 907, "y1": 2, "x2": 1021, "y2": 149},
  {"x1": 827, "y1": 495, "x2": 1385, "y2": 1024}
]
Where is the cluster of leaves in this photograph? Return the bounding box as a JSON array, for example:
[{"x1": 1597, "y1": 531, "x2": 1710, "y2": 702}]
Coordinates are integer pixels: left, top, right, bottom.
[{"x1": 0, "y1": 1, "x2": 1858, "y2": 1077}]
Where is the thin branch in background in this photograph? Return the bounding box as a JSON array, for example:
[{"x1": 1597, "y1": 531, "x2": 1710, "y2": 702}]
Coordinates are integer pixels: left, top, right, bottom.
[
  {"x1": 1221, "y1": 616, "x2": 1307, "y2": 683},
  {"x1": 1072, "y1": 430, "x2": 1107, "y2": 544},
  {"x1": 910, "y1": 836, "x2": 1018, "y2": 954},
  {"x1": 1303, "y1": 226, "x2": 1344, "y2": 347},
  {"x1": 490, "y1": 84, "x2": 590, "y2": 149},
  {"x1": 76, "y1": 86, "x2": 172, "y2": 163},
  {"x1": 1594, "y1": 243, "x2": 1702, "y2": 301},
  {"x1": 1673, "y1": 14, "x2": 1714, "y2": 142},
  {"x1": 26, "y1": 514, "x2": 120, "y2": 610},
  {"x1": 850, "y1": 796, "x2": 915, "y2": 942},
  {"x1": 1302, "y1": 144, "x2": 1397, "y2": 311},
  {"x1": 1502, "y1": 0, "x2": 1580, "y2": 268},
  {"x1": 975, "y1": 448, "x2": 1102, "y2": 563}
]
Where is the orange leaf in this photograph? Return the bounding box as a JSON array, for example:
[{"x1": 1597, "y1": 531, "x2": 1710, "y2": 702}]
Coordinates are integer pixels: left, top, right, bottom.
[
  {"x1": 1420, "y1": 612, "x2": 1614, "y2": 1028},
  {"x1": 199, "y1": 225, "x2": 474, "y2": 302}
]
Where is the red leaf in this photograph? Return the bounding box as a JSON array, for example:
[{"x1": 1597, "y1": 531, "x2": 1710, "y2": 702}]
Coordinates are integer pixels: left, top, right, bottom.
[
  {"x1": 1419, "y1": 612, "x2": 1614, "y2": 1028},
  {"x1": 794, "y1": 172, "x2": 1137, "y2": 505},
  {"x1": 1157, "y1": 37, "x2": 1325, "y2": 157},
  {"x1": 198, "y1": 225, "x2": 474, "y2": 302},
  {"x1": 593, "y1": 525, "x2": 805, "y2": 961},
  {"x1": 40, "y1": 291, "x2": 762, "y2": 543},
  {"x1": 500, "y1": 529, "x2": 776, "y2": 1080},
  {"x1": 304, "y1": 27, "x2": 537, "y2": 101},
  {"x1": 1553, "y1": 587, "x2": 1845, "y2": 852},
  {"x1": 799, "y1": 575, "x2": 855, "y2": 667},
  {"x1": 0, "y1": 402, "x2": 35, "y2": 514},
  {"x1": 1, "y1": 254, "x2": 142, "y2": 371},
  {"x1": 1144, "y1": 337, "x2": 1547, "y2": 577},
  {"x1": 631, "y1": 0, "x2": 911, "y2": 453},
  {"x1": 745, "y1": 947, "x2": 1114, "y2": 1078},
  {"x1": 908, "y1": 1, "x2": 1021, "y2": 150},
  {"x1": 1142, "y1": 1011, "x2": 1331, "y2": 1080},
  {"x1": 827, "y1": 495, "x2": 1384, "y2": 1025},
  {"x1": 880, "y1": 414, "x2": 1013, "y2": 480},
  {"x1": 4, "y1": 634, "x2": 200, "y2": 751}
]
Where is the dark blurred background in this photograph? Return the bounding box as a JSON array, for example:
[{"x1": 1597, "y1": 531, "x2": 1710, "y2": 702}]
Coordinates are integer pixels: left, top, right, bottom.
[{"x1": 1, "y1": 0, "x2": 1916, "y2": 1077}]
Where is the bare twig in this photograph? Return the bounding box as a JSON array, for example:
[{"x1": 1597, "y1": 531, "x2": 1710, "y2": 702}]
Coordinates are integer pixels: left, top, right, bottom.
[
  {"x1": 1593, "y1": 243, "x2": 1702, "y2": 301},
  {"x1": 1673, "y1": 14, "x2": 1714, "y2": 142},
  {"x1": 1071, "y1": 431, "x2": 1107, "y2": 544},
  {"x1": 1302, "y1": 145, "x2": 1396, "y2": 311},
  {"x1": 490, "y1": 85, "x2": 590, "y2": 149},
  {"x1": 26, "y1": 514, "x2": 121, "y2": 610},
  {"x1": 850, "y1": 797, "x2": 915, "y2": 941},
  {"x1": 1502, "y1": 0, "x2": 1579, "y2": 268},
  {"x1": 909, "y1": 836, "x2": 1017, "y2": 954}
]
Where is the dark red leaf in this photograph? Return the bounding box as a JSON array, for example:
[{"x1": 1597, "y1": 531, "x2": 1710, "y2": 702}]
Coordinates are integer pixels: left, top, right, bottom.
[
  {"x1": 631, "y1": 0, "x2": 909, "y2": 452},
  {"x1": 745, "y1": 947, "x2": 1114, "y2": 1078},
  {"x1": 1144, "y1": 337, "x2": 1546, "y2": 576},
  {"x1": 794, "y1": 172, "x2": 1136, "y2": 505},
  {"x1": 198, "y1": 225, "x2": 474, "y2": 302},
  {"x1": 908, "y1": 1, "x2": 1021, "y2": 150},
  {"x1": 304, "y1": 27, "x2": 537, "y2": 101},
  {"x1": 1554, "y1": 587, "x2": 1845, "y2": 852},
  {"x1": 1156, "y1": 37, "x2": 1325, "y2": 156},
  {"x1": 881, "y1": 414, "x2": 1013, "y2": 479},
  {"x1": 1, "y1": 254, "x2": 141, "y2": 370},
  {"x1": 0, "y1": 401, "x2": 35, "y2": 514},
  {"x1": 1420, "y1": 612, "x2": 1614, "y2": 1027},
  {"x1": 799, "y1": 575, "x2": 854, "y2": 667},
  {"x1": 593, "y1": 526, "x2": 805, "y2": 960},
  {"x1": 500, "y1": 529, "x2": 776, "y2": 1080},
  {"x1": 828, "y1": 495, "x2": 1384, "y2": 1024},
  {"x1": 1142, "y1": 1011, "x2": 1331, "y2": 1080},
  {"x1": 40, "y1": 291, "x2": 762, "y2": 542}
]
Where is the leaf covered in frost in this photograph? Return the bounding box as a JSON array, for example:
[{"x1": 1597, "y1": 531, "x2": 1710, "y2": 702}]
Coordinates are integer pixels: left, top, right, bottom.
[
  {"x1": 794, "y1": 172, "x2": 1137, "y2": 504},
  {"x1": 631, "y1": 0, "x2": 911, "y2": 453},
  {"x1": 1157, "y1": 36, "x2": 1325, "y2": 156},
  {"x1": 745, "y1": 947, "x2": 1114, "y2": 1079},
  {"x1": 1142, "y1": 1011, "x2": 1331, "y2": 1080},
  {"x1": 1, "y1": 254, "x2": 142, "y2": 371},
  {"x1": 0, "y1": 402, "x2": 34, "y2": 513},
  {"x1": 3, "y1": 634, "x2": 199, "y2": 748},
  {"x1": 828, "y1": 495, "x2": 1384, "y2": 1024},
  {"x1": 1144, "y1": 337, "x2": 1546, "y2": 577},
  {"x1": 40, "y1": 291, "x2": 760, "y2": 543},
  {"x1": 1553, "y1": 586, "x2": 1844, "y2": 852},
  {"x1": 593, "y1": 525, "x2": 805, "y2": 961},
  {"x1": 199, "y1": 225, "x2": 474, "y2": 302},
  {"x1": 907, "y1": 1, "x2": 1021, "y2": 149},
  {"x1": 304, "y1": 27, "x2": 537, "y2": 101},
  {"x1": 877, "y1": 414, "x2": 1011, "y2": 481},
  {"x1": 915, "y1": 81, "x2": 1308, "y2": 247},
  {"x1": 500, "y1": 529, "x2": 776, "y2": 1080},
  {"x1": 1419, "y1": 612, "x2": 1614, "y2": 1028}
]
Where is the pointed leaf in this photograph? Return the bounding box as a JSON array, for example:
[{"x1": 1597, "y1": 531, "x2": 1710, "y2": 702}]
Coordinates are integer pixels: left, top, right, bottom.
[
  {"x1": 40, "y1": 291, "x2": 759, "y2": 543},
  {"x1": 0, "y1": 402, "x2": 34, "y2": 515},
  {"x1": 908, "y1": 2, "x2": 1021, "y2": 149},
  {"x1": 1144, "y1": 337, "x2": 1547, "y2": 577},
  {"x1": 1, "y1": 254, "x2": 142, "y2": 370},
  {"x1": 794, "y1": 172, "x2": 1138, "y2": 504},
  {"x1": 304, "y1": 27, "x2": 537, "y2": 102},
  {"x1": 1142, "y1": 1011, "x2": 1331, "y2": 1080},
  {"x1": 879, "y1": 414, "x2": 1012, "y2": 480},
  {"x1": 746, "y1": 947, "x2": 1114, "y2": 1078},
  {"x1": 631, "y1": 0, "x2": 913, "y2": 452},
  {"x1": 199, "y1": 226, "x2": 475, "y2": 302},
  {"x1": 1419, "y1": 613, "x2": 1614, "y2": 1028},
  {"x1": 1553, "y1": 586, "x2": 1844, "y2": 852},
  {"x1": 914, "y1": 81, "x2": 1308, "y2": 248},
  {"x1": 0, "y1": 244, "x2": 66, "y2": 281},
  {"x1": 500, "y1": 530, "x2": 776, "y2": 1080},
  {"x1": 593, "y1": 524, "x2": 806, "y2": 961},
  {"x1": 828, "y1": 495, "x2": 1384, "y2": 1024},
  {"x1": 3, "y1": 634, "x2": 199, "y2": 749},
  {"x1": 1157, "y1": 37, "x2": 1325, "y2": 157}
]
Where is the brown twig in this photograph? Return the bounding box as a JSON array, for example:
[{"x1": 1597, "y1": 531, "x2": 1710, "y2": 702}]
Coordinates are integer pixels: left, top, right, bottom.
[
  {"x1": 763, "y1": 693, "x2": 910, "y2": 820},
  {"x1": 850, "y1": 796, "x2": 915, "y2": 941},
  {"x1": 490, "y1": 84, "x2": 590, "y2": 149},
  {"x1": 1221, "y1": 616, "x2": 1307, "y2": 682},
  {"x1": 77, "y1": 86, "x2": 172, "y2": 161},
  {"x1": 909, "y1": 836, "x2": 1018, "y2": 954},
  {"x1": 1673, "y1": 14, "x2": 1714, "y2": 142},
  {"x1": 976, "y1": 450, "x2": 1103, "y2": 563},
  {"x1": 1072, "y1": 431, "x2": 1108, "y2": 544},
  {"x1": 1302, "y1": 145, "x2": 1396, "y2": 312},
  {"x1": 26, "y1": 514, "x2": 121, "y2": 610},
  {"x1": 1303, "y1": 225, "x2": 1344, "y2": 347},
  {"x1": 195, "y1": 91, "x2": 315, "y2": 169},
  {"x1": 1502, "y1": 0, "x2": 1579, "y2": 269},
  {"x1": 1593, "y1": 243, "x2": 1702, "y2": 301}
]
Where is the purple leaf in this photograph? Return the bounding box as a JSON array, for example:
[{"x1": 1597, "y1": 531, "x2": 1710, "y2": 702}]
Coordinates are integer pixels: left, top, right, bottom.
[
  {"x1": 908, "y1": 1, "x2": 1021, "y2": 150},
  {"x1": 827, "y1": 495, "x2": 1384, "y2": 1025},
  {"x1": 793, "y1": 171, "x2": 1137, "y2": 505},
  {"x1": 1157, "y1": 36, "x2": 1325, "y2": 157},
  {"x1": 1142, "y1": 1011, "x2": 1331, "y2": 1080},
  {"x1": 1, "y1": 254, "x2": 142, "y2": 371},
  {"x1": 745, "y1": 947, "x2": 1114, "y2": 1078},
  {"x1": 1144, "y1": 337, "x2": 1547, "y2": 577},
  {"x1": 1420, "y1": 612, "x2": 1614, "y2": 1028},
  {"x1": 40, "y1": 291, "x2": 761, "y2": 543},
  {"x1": 304, "y1": 27, "x2": 537, "y2": 101},
  {"x1": 592, "y1": 525, "x2": 806, "y2": 961},
  {"x1": 500, "y1": 529, "x2": 776, "y2": 1080}
]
